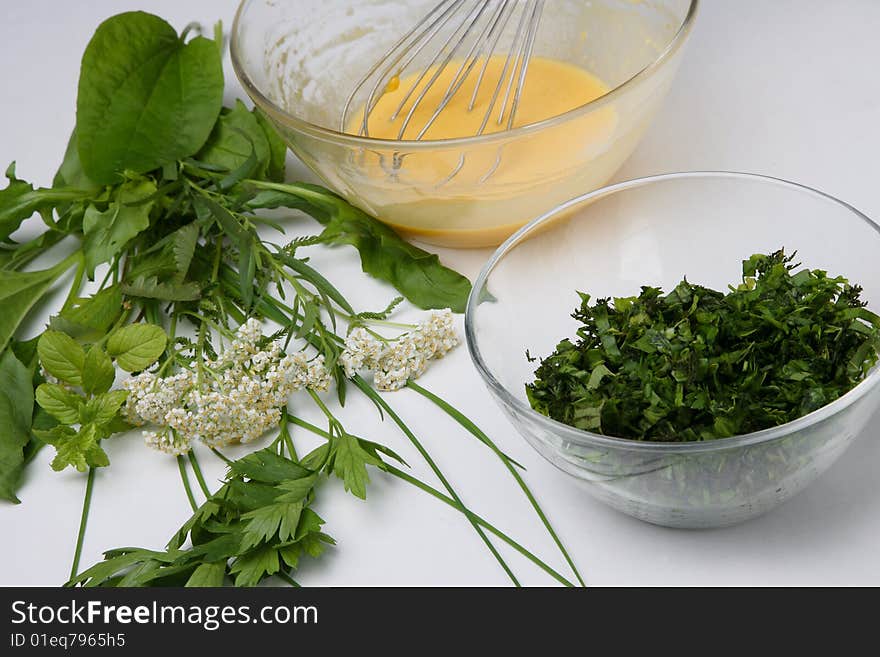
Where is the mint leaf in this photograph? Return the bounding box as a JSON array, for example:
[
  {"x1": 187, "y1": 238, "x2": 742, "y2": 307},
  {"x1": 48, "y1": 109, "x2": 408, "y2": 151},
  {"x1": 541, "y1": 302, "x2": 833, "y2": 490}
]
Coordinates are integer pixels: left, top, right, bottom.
[
  {"x1": 82, "y1": 390, "x2": 129, "y2": 427},
  {"x1": 39, "y1": 424, "x2": 107, "y2": 472},
  {"x1": 76, "y1": 11, "x2": 223, "y2": 184},
  {"x1": 82, "y1": 179, "x2": 156, "y2": 276},
  {"x1": 106, "y1": 323, "x2": 167, "y2": 372},
  {"x1": 0, "y1": 350, "x2": 35, "y2": 503},
  {"x1": 37, "y1": 330, "x2": 86, "y2": 387},
  {"x1": 35, "y1": 383, "x2": 81, "y2": 425},
  {"x1": 82, "y1": 346, "x2": 115, "y2": 395}
]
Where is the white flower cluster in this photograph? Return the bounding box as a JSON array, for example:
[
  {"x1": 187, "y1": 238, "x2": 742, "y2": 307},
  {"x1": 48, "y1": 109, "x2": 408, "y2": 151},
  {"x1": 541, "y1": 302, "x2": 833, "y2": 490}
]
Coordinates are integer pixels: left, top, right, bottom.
[
  {"x1": 339, "y1": 309, "x2": 458, "y2": 391},
  {"x1": 123, "y1": 319, "x2": 331, "y2": 455}
]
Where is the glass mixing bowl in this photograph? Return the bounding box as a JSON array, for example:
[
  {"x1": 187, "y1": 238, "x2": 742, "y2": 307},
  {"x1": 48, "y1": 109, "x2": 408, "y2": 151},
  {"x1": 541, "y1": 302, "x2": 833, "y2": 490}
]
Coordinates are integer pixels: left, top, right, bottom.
[
  {"x1": 231, "y1": 0, "x2": 698, "y2": 247},
  {"x1": 466, "y1": 172, "x2": 880, "y2": 528}
]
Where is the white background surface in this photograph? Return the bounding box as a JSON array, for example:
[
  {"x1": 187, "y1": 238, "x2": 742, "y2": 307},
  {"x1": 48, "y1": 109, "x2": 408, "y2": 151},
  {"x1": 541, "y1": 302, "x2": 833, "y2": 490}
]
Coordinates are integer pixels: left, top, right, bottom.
[{"x1": 2, "y1": 0, "x2": 880, "y2": 586}]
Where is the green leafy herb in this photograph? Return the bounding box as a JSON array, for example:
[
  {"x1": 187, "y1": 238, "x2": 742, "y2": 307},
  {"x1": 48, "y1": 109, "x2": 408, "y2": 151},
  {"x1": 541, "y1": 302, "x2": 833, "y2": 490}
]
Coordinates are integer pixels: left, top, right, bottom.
[
  {"x1": 76, "y1": 11, "x2": 223, "y2": 183},
  {"x1": 246, "y1": 181, "x2": 472, "y2": 312},
  {"x1": 82, "y1": 179, "x2": 156, "y2": 276},
  {"x1": 49, "y1": 286, "x2": 124, "y2": 342},
  {"x1": 35, "y1": 384, "x2": 81, "y2": 424},
  {"x1": 0, "y1": 349, "x2": 36, "y2": 502},
  {"x1": 0, "y1": 255, "x2": 80, "y2": 354},
  {"x1": 34, "y1": 325, "x2": 164, "y2": 471},
  {"x1": 69, "y1": 447, "x2": 334, "y2": 587},
  {"x1": 37, "y1": 330, "x2": 86, "y2": 387},
  {"x1": 106, "y1": 323, "x2": 168, "y2": 372},
  {"x1": 2, "y1": 8, "x2": 579, "y2": 591},
  {"x1": 527, "y1": 250, "x2": 880, "y2": 441}
]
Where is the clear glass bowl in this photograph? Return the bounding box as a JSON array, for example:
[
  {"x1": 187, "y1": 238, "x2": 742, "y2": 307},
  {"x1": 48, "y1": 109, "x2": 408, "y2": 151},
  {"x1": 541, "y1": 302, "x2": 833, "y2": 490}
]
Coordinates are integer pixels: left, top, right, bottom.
[
  {"x1": 231, "y1": 0, "x2": 698, "y2": 247},
  {"x1": 466, "y1": 172, "x2": 880, "y2": 528}
]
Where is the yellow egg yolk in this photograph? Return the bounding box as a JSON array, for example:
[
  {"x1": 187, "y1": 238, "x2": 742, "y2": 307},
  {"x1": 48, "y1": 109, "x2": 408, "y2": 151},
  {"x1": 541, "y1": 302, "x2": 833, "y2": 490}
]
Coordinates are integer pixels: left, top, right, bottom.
[{"x1": 344, "y1": 56, "x2": 618, "y2": 247}]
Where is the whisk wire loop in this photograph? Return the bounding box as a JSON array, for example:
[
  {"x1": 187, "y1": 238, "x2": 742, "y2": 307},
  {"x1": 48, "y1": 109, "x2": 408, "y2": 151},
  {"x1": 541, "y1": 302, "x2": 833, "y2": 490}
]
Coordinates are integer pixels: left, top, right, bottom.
[{"x1": 342, "y1": 0, "x2": 544, "y2": 142}]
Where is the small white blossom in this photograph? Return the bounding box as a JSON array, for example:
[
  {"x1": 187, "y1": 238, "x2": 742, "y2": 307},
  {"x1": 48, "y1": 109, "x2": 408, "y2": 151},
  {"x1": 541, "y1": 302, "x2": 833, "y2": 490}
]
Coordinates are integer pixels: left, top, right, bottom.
[
  {"x1": 340, "y1": 309, "x2": 459, "y2": 391},
  {"x1": 39, "y1": 367, "x2": 59, "y2": 386},
  {"x1": 143, "y1": 429, "x2": 190, "y2": 456},
  {"x1": 125, "y1": 319, "x2": 332, "y2": 455}
]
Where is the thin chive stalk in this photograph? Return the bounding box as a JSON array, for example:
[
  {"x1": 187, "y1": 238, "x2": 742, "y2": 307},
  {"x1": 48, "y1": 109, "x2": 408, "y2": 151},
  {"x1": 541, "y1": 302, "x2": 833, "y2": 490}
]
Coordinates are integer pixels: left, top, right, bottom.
[
  {"x1": 407, "y1": 380, "x2": 586, "y2": 587},
  {"x1": 61, "y1": 256, "x2": 86, "y2": 313},
  {"x1": 384, "y1": 465, "x2": 575, "y2": 587},
  {"x1": 69, "y1": 467, "x2": 96, "y2": 581},
  {"x1": 210, "y1": 447, "x2": 233, "y2": 466},
  {"x1": 177, "y1": 455, "x2": 199, "y2": 513},
  {"x1": 222, "y1": 275, "x2": 528, "y2": 585},
  {"x1": 279, "y1": 411, "x2": 298, "y2": 460},
  {"x1": 350, "y1": 376, "x2": 520, "y2": 587},
  {"x1": 286, "y1": 413, "x2": 573, "y2": 587},
  {"x1": 188, "y1": 450, "x2": 212, "y2": 499}
]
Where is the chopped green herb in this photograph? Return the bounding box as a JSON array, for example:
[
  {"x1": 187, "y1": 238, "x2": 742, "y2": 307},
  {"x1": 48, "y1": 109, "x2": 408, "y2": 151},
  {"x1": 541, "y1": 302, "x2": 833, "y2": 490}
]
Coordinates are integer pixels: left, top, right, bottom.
[{"x1": 526, "y1": 250, "x2": 880, "y2": 441}]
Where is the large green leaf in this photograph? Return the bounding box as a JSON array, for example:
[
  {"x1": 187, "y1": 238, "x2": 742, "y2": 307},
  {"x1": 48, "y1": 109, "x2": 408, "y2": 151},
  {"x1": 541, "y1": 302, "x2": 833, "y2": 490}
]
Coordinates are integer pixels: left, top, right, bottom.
[
  {"x1": 0, "y1": 350, "x2": 35, "y2": 503},
  {"x1": 246, "y1": 182, "x2": 472, "y2": 312},
  {"x1": 0, "y1": 257, "x2": 77, "y2": 354},
  {"x1": 53, "y1": 129, "x2": 100, "y2": 192},
  {"x1": 76, "y1": 12, "x2": 223, "y2": 184},
  {"x1": 253, "y1": 109, "x2": 287, "y2": 182},
  {"x1": 197, "y1": 100, "x2": 271, "y2": 179}
]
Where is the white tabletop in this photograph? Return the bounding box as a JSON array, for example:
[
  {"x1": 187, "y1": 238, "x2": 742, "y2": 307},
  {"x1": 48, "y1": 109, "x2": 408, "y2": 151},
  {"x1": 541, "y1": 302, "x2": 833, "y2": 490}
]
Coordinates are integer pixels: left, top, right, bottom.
[{"x1": 3, "y1": 0, "x2": 879, "y2": 586}]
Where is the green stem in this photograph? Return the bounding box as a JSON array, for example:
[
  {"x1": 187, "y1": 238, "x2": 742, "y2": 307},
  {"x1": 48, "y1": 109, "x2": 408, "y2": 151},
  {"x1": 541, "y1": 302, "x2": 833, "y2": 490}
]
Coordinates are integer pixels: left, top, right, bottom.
[
  {"x1": 277, "y1": 571, "x2": 300, "y2": 587},
  {"x1": 286, "y1": 412, "x2": 573, "y2": 586},
  {"x1": 279, "y1": 412, "x2": 297, "y2": 460},
  {"x1": 96, "y1": 255, "x2": 118, "y2": 293},
  {"x1": 188, "y1": 451, "x2": 212, "y2": 499},
  {"x1": 177, "y1": 455, "x2": 199, "y2": 513},
  {"x1": 351, "y1": 376, "x2": 520, "y2": 587},
  {"x1": 2, "y1": 229, "x2": 66, "y2": 272},
  {"x1": 210, "y1": 447, "x2": 233, "y2": 466},
  {"x1": 69, "y1": 467, "x2": 96, "y2": 581},
  {"x1": 61, "y1": 256, "x2": 86, "y2": 313},
  {"x1": 407, "y1": 381, "x2": 586, "y2": 587},
  {"x1": 385, "y1": 465, "x2": 574, "y2": 587},
  {"x1": 93, "y1": 307, "x2": 133, "y2": 349}
]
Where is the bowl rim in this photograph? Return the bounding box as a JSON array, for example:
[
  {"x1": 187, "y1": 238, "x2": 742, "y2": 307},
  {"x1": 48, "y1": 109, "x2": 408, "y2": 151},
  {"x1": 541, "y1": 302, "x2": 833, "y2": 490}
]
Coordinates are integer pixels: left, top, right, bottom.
[
  {"x1": 230, "y1": 0, "x2": 699, "y2": 147},
  {"x1": 465, "y1": 170, "x2": 880, "y2": 453}
]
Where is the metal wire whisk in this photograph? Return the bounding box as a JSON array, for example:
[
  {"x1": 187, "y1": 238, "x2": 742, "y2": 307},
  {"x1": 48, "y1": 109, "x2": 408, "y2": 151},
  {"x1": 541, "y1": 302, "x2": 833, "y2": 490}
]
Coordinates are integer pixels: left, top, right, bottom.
[{"x1": 341, "y1": 0, "x2": 546, "y2": 141}]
